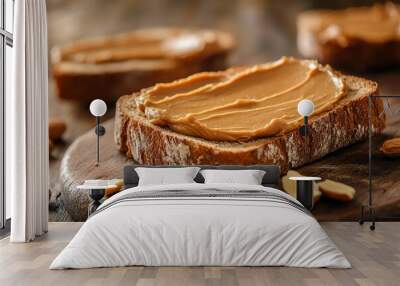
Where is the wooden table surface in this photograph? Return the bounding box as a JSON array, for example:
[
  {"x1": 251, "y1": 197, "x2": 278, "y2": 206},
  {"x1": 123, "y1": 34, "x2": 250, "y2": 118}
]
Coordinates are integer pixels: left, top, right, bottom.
[{"x1": 47, "y1": 0, "x2": 400, "y2": 221}]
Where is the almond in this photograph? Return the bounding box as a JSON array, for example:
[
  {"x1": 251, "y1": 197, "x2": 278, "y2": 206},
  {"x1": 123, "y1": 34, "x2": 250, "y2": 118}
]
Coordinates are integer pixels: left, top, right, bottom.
[
  {"x1": 317, "y1": 179, "x2": 356, "y2": 202},
  {"x1": 49, "y1": 139, "x2": 54, "y2": 154},
  {"x1": 105, "y1": 180, "x2": 123, "y2": 198},
  {"x1": 380, "y1": 137, "x2": 400, "y2": 157},
  {"x1": 49, "y1": 118, "x2": 67, "y2": 141}
]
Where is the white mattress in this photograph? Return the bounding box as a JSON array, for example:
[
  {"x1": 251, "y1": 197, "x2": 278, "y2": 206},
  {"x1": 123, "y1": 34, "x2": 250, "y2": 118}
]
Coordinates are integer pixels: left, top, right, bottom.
[{"x1": 50, "y1": 183, "x2": 350, "y2": 269}]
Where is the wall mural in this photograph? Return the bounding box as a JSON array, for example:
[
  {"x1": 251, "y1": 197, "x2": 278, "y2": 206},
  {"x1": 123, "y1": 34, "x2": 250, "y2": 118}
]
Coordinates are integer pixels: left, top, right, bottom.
[{"x1": 47, "y1": 0, "x2": 400, "y2": 222}]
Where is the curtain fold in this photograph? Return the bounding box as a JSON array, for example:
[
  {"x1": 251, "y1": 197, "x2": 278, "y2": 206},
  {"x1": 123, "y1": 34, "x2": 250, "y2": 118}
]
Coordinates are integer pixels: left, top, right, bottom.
[{"x1": 8, "y1": 0, "x2": 49, "y2": 242}]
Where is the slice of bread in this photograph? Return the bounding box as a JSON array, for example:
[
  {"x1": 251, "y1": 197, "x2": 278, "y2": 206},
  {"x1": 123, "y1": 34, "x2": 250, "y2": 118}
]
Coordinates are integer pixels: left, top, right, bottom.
[
  {"x1": 52, "y1": 28, "x2": 234, "y2": 102},
  {"x1": 317, "y1": 179, "x2": 356, "y2": 202},
  {"x1": 114, "y1": 61, "x2": 385, "y2": 174},
  {"x1": 281, "y1": 170, "x2": 321, "y2": 204},
  {"x1": 297, "y1": 3, "x2": 400, "y2": 71}
]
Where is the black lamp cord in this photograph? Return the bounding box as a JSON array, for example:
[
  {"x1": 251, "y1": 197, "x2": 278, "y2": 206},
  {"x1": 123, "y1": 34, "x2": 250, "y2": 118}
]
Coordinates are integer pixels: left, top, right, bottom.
[
  {"x1": 304, "y1": 116, "x2": 309, "y2": 161},
  {"x1": 96, "y1": 116, "x2": 100, "y2": 166}
]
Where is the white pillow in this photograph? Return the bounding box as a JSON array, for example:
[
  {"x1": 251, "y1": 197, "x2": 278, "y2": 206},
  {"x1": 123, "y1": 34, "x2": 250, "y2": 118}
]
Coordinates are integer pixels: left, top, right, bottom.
[
  {"x1": 135, "y1": 167, "x2": 200, "y2": 186},
  {"x1": 200, "y1": 169, "x2": 266, "y2": 185}
]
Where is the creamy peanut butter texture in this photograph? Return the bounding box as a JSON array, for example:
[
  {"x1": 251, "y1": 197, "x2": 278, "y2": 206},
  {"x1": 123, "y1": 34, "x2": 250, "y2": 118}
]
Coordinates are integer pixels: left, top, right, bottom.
[
  {"x1": 137, "y1": 57, "x2": 346, "y2": 141},
  {"x1": 57, "y1": 29, "x2": 226, "y2": 64},
  {"x1": 313, "y1": 2, "x2": 400, "y2": 45}
]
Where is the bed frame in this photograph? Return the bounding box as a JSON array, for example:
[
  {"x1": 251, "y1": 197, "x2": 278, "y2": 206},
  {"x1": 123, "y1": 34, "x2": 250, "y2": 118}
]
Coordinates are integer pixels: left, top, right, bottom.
[{"x1": 123, "y1": 165, "x2": 281, "y2": 189}]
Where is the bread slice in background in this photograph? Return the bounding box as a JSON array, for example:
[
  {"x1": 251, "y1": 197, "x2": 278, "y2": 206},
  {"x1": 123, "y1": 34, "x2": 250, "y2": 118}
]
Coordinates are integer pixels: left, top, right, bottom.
[
  {"x1": 115, "y1": 61, "x2": 385, "y2": 173},
  {"x1": 52, "y1": 28, "x2": 234, "y2": 103},
  {"x1": 317, "y1": 179, "x2": 356, "y2": 202},
  {"x1": 297, "y1": 2, "x2": 400, "y2": 71}
]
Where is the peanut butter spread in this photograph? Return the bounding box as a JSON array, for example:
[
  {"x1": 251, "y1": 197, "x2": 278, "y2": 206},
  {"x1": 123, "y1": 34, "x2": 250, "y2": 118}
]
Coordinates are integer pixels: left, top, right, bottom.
[
  {"x1": 56, "y1": 28, "x2": 232, "y2": 65},
  {"x1": 137, "y1": 57, "x2": 346, "y2": 142},
  {"x1": 311, "y1": 2, "x2": 400, "y2": 45}
]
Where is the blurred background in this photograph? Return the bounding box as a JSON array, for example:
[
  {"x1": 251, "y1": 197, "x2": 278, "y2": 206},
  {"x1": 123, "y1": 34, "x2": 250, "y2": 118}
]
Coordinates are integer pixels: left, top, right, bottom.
[
  {"x1": 47, "y1": 0, "x2": 400, "y2": 221},
  {"x1": 47, "y1": 0, "x2": 392, "y2": 66}
]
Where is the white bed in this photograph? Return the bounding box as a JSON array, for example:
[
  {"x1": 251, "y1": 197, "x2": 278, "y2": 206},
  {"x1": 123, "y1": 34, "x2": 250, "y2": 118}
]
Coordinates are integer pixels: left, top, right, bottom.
[{"x1": 50, "y1": 182, "x2": 350, "y2": 269}]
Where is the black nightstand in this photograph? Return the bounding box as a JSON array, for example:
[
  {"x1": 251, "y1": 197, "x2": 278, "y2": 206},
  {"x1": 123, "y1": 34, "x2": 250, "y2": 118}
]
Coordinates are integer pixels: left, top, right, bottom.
[
  {"x1": 77, "y1": 184, "x2": 117, "y2": 216},
  {"x1": 289, "y1": 176, "x2": 321, "y2": 210}
]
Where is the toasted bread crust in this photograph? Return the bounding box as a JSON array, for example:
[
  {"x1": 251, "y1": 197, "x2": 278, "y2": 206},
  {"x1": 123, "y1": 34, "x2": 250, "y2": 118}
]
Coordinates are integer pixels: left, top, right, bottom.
[{"x1": 115, "y1": 74, "x2": 385, "y2": 174}]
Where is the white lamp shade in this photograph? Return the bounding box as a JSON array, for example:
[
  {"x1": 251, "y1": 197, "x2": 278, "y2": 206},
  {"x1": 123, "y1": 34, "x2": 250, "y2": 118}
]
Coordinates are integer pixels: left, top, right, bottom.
[
  {"x1": 297, "y1": 99, "x2": 315, "y2": 117},
  {"x1": 90, "y1": 99, "x2": 107, "y2": 117}
]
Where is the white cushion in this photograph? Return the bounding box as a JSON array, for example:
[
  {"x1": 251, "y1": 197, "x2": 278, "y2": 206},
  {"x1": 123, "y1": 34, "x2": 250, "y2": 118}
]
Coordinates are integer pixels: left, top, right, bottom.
[
  {"x1": 200, "y1": 169, "x2": 266, "y2": 185},
  {"x1": 135, "y1": 167, "x2": 200, "y2": 186}
]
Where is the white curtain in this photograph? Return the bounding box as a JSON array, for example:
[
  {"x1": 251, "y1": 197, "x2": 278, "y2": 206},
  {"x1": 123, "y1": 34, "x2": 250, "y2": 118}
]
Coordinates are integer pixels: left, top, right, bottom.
[{"x1": 7, "y1": 0, "x2": 49, "y2": 242}]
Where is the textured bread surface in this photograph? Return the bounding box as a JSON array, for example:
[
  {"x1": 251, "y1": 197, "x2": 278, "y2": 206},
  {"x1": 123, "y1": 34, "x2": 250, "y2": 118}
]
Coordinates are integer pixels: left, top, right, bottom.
[
  {"x1": 52, "y1": 28, "x2": 234, "y2": 102},
  {"x1": 115, "y1": 68, "x2": 385, "y2": 174},
  {"x1": 297, "y1": 3, "x2": 400, "y2": 71}
]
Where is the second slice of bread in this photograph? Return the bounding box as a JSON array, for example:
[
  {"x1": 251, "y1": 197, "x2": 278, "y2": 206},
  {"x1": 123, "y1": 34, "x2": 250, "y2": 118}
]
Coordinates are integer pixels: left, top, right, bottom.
[{"x1": 297, "y1": 3, "x2": 400, "y2": 71}]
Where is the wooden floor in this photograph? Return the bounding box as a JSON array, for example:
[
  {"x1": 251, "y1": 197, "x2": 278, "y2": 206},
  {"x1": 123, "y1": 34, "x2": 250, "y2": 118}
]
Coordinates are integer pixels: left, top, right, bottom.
[{"x1": 0, "y1": 222, "x2": 399, "y2": 286}]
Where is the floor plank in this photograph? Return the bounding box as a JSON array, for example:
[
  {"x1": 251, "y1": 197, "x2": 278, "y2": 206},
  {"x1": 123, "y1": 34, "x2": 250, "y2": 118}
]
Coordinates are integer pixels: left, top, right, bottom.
[{"x1": 0, "y1": 222, "x2": 399, "y2": 286}]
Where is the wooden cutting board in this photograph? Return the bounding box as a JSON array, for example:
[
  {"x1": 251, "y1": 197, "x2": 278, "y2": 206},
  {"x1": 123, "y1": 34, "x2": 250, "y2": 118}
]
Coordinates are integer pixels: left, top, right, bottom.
[
  {"x1": 60, "y1": 120, "x2": 130, "y2": 221},
  {"x1": 60, "y1": 107, "x2": 400, "y2": 221}
]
